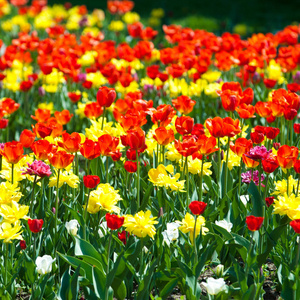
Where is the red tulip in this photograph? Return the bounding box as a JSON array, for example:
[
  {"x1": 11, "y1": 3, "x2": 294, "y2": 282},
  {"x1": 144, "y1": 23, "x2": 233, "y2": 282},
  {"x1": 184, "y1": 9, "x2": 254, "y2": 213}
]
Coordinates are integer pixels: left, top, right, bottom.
[
  {"x1": 189, "y1": 201, "x2": 207, "y2": 215},
  {"x1": 246, "y1": 216, "x2": 264, "y2": 231},
  {"x1": 290, "y1": 219, "x2": 300, "y2": 234},
  {"x1": 105, "y1": 213, "x2": 124, "y2": 230},
  {"x1": 83, "y1": 175, "x2": 100, "y2": 189},
  {"x1": 28, "y1": 219, "x2": 44, "y2": 233}
]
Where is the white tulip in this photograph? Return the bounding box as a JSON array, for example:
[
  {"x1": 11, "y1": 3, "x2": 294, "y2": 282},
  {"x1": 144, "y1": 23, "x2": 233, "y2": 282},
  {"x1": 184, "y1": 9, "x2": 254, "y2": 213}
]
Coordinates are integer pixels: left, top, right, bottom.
[
  {"x1": 162, "y1": 222, "x2": 180, "y2": 246},
  {"x1": 35, "y1": 255, "x2": 56, "y2": 275},
  {"x1": 65, "y1": 220, "x2": 79, "y2": 236},
  {"x1": 240, "y1": 195, "x2": 249, "y2": 206},
  {"x1": 215, "y1": 220, "x2": 233, "y2": 232},
  {"x1": 98, "y1": 222, "x2": 107, "y2": 238},
  {"x1": 203, "y1": 277, "x2": 226, "y2": 295}
]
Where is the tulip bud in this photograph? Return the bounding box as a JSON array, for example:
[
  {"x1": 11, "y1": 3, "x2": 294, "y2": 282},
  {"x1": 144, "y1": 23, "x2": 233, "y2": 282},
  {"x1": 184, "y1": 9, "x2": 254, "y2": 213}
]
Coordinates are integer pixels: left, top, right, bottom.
[
  {"x1": 20, "y1": 240, "x2": 26, "y2": 250},
  {"x1": 215, "y1": 264, "x2": 224, "y2": 277}
]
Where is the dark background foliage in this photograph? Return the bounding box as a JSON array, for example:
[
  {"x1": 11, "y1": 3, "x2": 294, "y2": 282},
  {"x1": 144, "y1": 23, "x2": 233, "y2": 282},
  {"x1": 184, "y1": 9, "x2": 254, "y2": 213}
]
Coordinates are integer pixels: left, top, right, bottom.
[{"x1": 48, "y1": 0, "x2": 300, "y2": 33}]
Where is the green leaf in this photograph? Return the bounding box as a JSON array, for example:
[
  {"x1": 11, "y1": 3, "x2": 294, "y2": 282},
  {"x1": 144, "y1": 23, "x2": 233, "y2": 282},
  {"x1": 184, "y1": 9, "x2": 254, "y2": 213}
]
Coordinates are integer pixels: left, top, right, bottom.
[
  {"x1": 248, "y1": 181, "x2": 264, "y2": 217},
  {"x1": 58, "y1": 253, "x2": 93, "y2": 283},
  {"x1": 159, "y1": 278, "x2": 178, "y2": 299},
  {"x1": 92, "y1": 266, "x2": 106, "y2": 300},
  {"x1": 111, "y1": 278, "x2": 127, "y2": 300}
]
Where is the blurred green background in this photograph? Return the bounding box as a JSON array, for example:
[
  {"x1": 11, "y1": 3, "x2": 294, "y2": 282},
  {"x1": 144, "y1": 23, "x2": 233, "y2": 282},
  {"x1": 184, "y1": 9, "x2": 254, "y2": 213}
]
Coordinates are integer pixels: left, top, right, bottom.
[{"x1": 49, "y1": 0, "x2": 300, "y2": 33}]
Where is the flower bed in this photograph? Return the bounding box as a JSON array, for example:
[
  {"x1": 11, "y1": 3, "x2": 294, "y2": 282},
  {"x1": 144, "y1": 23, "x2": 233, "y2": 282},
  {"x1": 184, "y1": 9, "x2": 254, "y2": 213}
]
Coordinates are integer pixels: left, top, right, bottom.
[{"x1": 0, "y1": 0, "x2": 299, "y2": 299}]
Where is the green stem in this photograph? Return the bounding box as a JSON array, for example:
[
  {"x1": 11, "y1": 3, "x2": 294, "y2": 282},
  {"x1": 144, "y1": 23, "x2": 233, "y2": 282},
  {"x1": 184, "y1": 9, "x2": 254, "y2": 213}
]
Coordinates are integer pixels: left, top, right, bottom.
[
  {"x1": 224, "y1": 137, "x2": 230, "y2": 196},
  {"x1": 11, "y1": 163, "x2": 14, "y2": 185},
  {"x1": 54, "y1": 169, "x2": 61, "y2": 253},
  {"x1": 136, "y1": 150, "x2": 140, "y2": 209},
  {"x1": 33, "y1": 234, "x2": 37, "y2": 260},
  {"x1": 83, "y1": 189, "x2": 91, "y2": 240},
  {"x1": 296, "y1": 175, "x2": 300, "y2": 196},
  {"x1": 106, "y1": 156, "x2": 109, "y2": 183},
  {"x1": 199, "y1": 157, "x2": 204, "y2": 202},
  {"x1": 102, "y1": 107, "x2": 106, "y2": 131},
  {"x1": 4, "y1": 243, "x2": 8, "y2": 286},
  {"x1": 287, "y1": 169, "x2": 290, "y2": 197},
  {"x1": 193, "y1": 215, "x2": 198, "y2": 294},
  {"x1": 185, "y1": 156, "x2": 189, "y2": 204},
  {"x1": 238, "y1": 165, "x2": 242, "y2": 197},
  {"x1": 258, "y1": 162, "x2": 262, "y2": 196},
  {"x1": 105, "y1": 230, "x2": 113, "y2": 300},
  {"x1": 263, "y1": 174, "x2": 270, "y2": 201},
  {"x1": 75, "y1": 152, "x2": 79, "y2": 176},
  {"x1": 30, "y1": 175, "x2": 37, "y2": 218}
]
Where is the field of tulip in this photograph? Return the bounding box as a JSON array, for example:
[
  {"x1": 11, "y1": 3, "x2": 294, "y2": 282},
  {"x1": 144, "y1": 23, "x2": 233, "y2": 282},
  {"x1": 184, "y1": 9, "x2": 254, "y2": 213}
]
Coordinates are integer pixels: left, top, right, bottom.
[{"x1": 1, "y1": 0, "x2": 300, "y2": 299}]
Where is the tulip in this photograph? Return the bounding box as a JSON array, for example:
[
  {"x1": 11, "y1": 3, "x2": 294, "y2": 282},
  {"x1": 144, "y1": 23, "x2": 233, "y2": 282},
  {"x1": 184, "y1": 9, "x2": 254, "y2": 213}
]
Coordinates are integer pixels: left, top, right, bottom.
[
  {"x1": 203, "y1": 277, "x2": 226, "y2": 295},
  {"x1": 124, "y1": 161, "x2": 137, "y2": 173},
  {"x1": 153, "y1": 127, "x2": 174, "y2": 146},
  {"x1": 172, "y1": 95, "x2": 196, "y2": 115},
  {"x1": 189, "y1": 201, "x2": 207, "y2": 215},
  {"x1": 175, "y1": 116, "x2": 194, "y2": 135},
  {"x1": 48, "y1": 151, "x2": 74, "y2": 170},
  {"x1": 35, "y1": 255, "x2": 56, "y2": 275},
  {"x1": 105, "y1": 213, "x2": 124, "y2": 230},
  {"x1": 28, "y1": 219, "x2": 44, "y2": 233},
  {"x1": 20, "y1": 129, "x2": 36, "y2": 148},
  {"x1": 65, "y1": 220, "x2": 79, "y2": 236},
  {"x1": 83, "y1": 175, "x2": 100, "y2": 189},
  {"x1": 246, "y1": 215, "x2": 264, "y2": 231}
]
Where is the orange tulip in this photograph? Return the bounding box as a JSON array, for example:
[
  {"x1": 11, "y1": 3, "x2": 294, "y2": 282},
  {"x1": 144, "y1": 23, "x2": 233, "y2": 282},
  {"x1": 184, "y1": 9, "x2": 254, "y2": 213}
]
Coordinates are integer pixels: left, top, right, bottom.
[
  {"x1": 175, "y1": 116, "x2": 194, "y2": 135},
  {"x1": 80, "y1": 139, "x2": 101, "y2": 160},
  {"x1": 205, "y1": 117, "x2": 241, "y2": 138},
  {"x1": 242, "y1": 154, "x2": 260, "y2": 168},
  {"x1": 54, "y1": 110, "x2": 73, "y2": 125},
  {"x1": 153, "y1": 127, "x2": 175, "y2": 146},
  {"x1": 255, "y1": 101, "x2": 272, "y2": 118},
  {"x1": 196, "y1": 135, "x2": 219, "y2": 156},
  {"x1": 121, "y1": 128, "x2": 146, "y2": 150},
  {"x1": 230, "y1": 138, "x2": 253, "y2": 157},
  {"x1": 32, "y1": 122, "x2": 52, "y2": 139},
  {"x1": 151, "y1": 104, "x2": 176, "y2": 127},
  {"x1": 20, "y1": 129, "x2": 36, "y2": 148},
  {"x1": 31, "y1": 140, "x2": 57, "y2": 161},
  {"x1": 98, "y1": 134, "x2": 119, "y2": 156},
  {"x1": 235, "y1": 104, "x2": 255, "y2": 119},
  {"x1": 174, "y1": 136, "x2": 198, "y2": 157},
  {"x1": 48, "y1": 150, "x2": 74, "y2": 169},
  {"x1": 31, "y1": 108, "x2": 51, "y2": 123},
  {"x1": 57, "y1": 132, "x2": 81, "y2": 153},
  {"x1": 84, "y1": 102, "x2": 103, "y2": 119},
  {"x1": 276, "y1": 145, "x2": 298, "y2": 169},
  {"x1": 172, "y1": 95, "x2": 196, "y2": 115},
  {"x1": 2, "y1": 141, "x2": 24, "y2": 164}
]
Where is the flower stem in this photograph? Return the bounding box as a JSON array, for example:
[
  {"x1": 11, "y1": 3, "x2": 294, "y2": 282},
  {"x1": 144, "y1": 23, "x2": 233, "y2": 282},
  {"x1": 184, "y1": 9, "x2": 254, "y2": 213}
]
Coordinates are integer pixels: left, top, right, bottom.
[
  {"x1": 83, "y1": 189, "x2": 91, "y2": 240},
  {"x1": 4, "y1": 243, "x2": 8, "y2": 286},
  {"x1": 105, "y1": 230, "x2": 113, "y2": 300},
  {"x1": 54, "y1": 169, "x2": 61, "y2": 252},
  {"x1": 287, "y1": 170, "x2": 290, "y2": 197},
  {"x1": 185, "y1": 156, "x2": 189, "y2": 204},
  {"x1": 199, "y1": 157, "x2": 204, "y2": 202},
  {"x1": 224, "y1": 137, "x2": 230, "y2": 196},
  {"x1": 258, "y1": 162, "x2": 262, "y2": 196},
  {"x1": 136, "y1": 150, "x2": 140, "y2": 208},
  {"x1": 30, "y1": 175, "x2": 37, "y2": 218},
  {"x1": 101, "y1": 107, "x2": 106, "y2": 131},
  {"x1": 193, "y1": 215, "x2": 198, "y2": 294},
  {"x1": 11, "y1": 163, "x2": 14, "y2": 185},
  {"x1": 106, "y1": 156, "x2": 109, "y2": 183}
]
